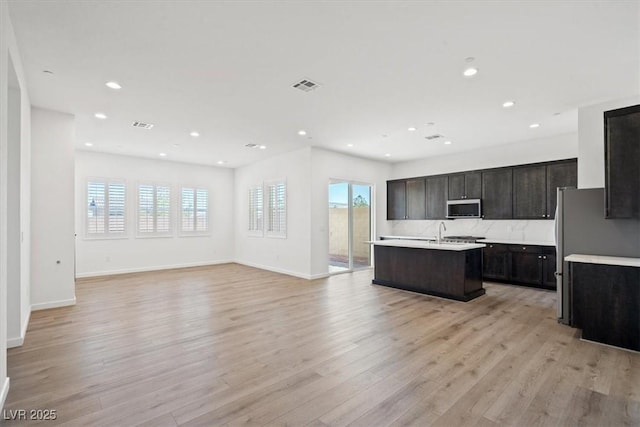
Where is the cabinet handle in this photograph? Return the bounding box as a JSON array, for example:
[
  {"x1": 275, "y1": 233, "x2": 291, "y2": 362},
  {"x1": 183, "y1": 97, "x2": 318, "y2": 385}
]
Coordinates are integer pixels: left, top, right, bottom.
[
  {"x1": 489, "y1": 245, "x2": 493, "y2": 248},
  {"x1": 538, "y1": 255, "x2": 542, "y2": 259},
  {"x1": 543, "y1": 256, "x2": 547, "y2": 259},
  {"x1": 523, "y1": 247, "x2": 526, "y2": 250},
  {"x1": 541, "y1": 214, "x2": 545, "y2": 217}
]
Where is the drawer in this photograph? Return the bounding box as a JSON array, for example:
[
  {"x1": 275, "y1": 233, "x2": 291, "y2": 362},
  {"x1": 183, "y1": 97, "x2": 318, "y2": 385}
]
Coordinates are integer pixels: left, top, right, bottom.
[{"x1": 508, "y1": 245, "x2": 542, "y2": 253}]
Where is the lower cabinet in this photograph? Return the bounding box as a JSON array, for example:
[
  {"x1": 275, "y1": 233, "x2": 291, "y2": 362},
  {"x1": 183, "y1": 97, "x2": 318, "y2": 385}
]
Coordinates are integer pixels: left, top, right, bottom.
[
  {"x1": 483, "y1": 243, "x2": 556, "y2": 289},
  {"x1": 571, "y1": 262, "x2": 640, "y2": 351}
]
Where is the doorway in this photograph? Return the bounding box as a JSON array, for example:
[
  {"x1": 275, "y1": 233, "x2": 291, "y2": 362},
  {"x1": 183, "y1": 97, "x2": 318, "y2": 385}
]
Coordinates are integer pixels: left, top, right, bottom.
[{"x1": 328, "y1": 181, "x2": 373, "y2": 273}]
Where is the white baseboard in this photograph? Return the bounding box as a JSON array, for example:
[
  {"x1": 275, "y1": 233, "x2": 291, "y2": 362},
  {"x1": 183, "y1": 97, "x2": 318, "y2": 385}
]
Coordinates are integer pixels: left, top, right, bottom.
[
  {"x1": 234, "y1": 260, "x2": 313, "y2": 280},
  {"x1": 0, "y1": 378, "x2": 9, "y2": 410},
  {"x1": 31, "y1": 297, "x2": 76, "y2": 311},
  {"x1": 75, "y1": 259, "x2": 234, "y2": 279},
  {"x1": 7, "y1": 310, "x2": 31, "y2": 348}
]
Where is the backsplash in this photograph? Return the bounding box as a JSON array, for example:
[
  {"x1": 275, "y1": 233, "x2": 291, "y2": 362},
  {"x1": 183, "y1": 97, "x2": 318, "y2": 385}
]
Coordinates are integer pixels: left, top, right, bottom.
[{"x1": 388, "y1": 219, "x2": 555, "y2": 243}]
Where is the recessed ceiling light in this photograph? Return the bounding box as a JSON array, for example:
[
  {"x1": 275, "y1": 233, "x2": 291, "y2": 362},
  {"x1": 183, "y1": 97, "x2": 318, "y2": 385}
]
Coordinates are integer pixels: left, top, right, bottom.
[
  {"x1": 384, "y1": 153, "x2": 391, "y2": 157},
  {"x1": 463, "y1": 67, "x2": 478, "y2": 77},
  {"x1": 105, "y1": 81, "x2": 121, "y2": 90},
  {"x1": 298, "y1": 130, "x2": 307, "y2": 136},
  {"x1": 444, "y1": 141, "x2": 452, "y2": 145},
  {"x1": 347, "y1": 144, "x2": 354, "y2": 147},
  {"x1": 502, "y1": 101, "x2": 515, "y2": 108},
  {"x1": 529, "y1": 123, "x2": 540, "y2": 128},
  {"x1": 216, "y1": 160, "x2": 226, "y2": 165},
  {"x1": 408, "y1": 127, "x2": 417, "y2": 132},
  {"x1": 94, "y1": 113, "x2": 107, "y2": 119},
  {"x1": 190, "y1": 131, "x2": 200, "y2": 137},
  {"x1": 259, "y1": 145, "x2": 267, "y2": 150},
  {"x1": 159, "y1": 152, "x2": 167, "y2": 157},
  {"x1": 84, "y1": 142, "x2": 93, "y2": 147}
]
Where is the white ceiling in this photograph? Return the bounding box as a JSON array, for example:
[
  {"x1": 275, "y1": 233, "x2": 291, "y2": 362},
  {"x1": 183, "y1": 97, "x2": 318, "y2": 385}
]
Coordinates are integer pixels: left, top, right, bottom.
[{"x1": 8, "y1": 1, "x2": 640, "y2": 168}]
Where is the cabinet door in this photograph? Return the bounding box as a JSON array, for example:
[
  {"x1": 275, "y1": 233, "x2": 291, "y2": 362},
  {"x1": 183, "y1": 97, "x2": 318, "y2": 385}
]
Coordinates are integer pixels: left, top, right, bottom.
[
  {"x1": 426, "y1": 176, "x2": 448, "y2": 219},
  {"x1": 510, "y1": 246, "x2": 543, "y2": 285},
  {"x1": 464, "y1": 171, "x2": 482, "y2": 199},
  {"x1": 542, "y1": 251, "x2": 556, "y2": 289},
  {"x1": 546, "y1": 160, "x2": 577, "y2": 219},
  {"x1": 482, "y1": 244, "x2": 510, "y2": 281},
  {"x1": 482, "y1": 169, "x2": 513, "y2": 219},
  {"x1": 605, "y1": 105, "x2": 640, "y2": 219},
  {"x1": 448, "y1": 174, "x2": 465, "y2": 200},
  {"x1": 387, "y1": 181, "x2": 407, "y2": 220},
  {"x1": 406, "y1": 179, "x2": 426, "y2": 220},
  {"x1": 513, "y1": 165, "x2": 546, "y2": 219}
]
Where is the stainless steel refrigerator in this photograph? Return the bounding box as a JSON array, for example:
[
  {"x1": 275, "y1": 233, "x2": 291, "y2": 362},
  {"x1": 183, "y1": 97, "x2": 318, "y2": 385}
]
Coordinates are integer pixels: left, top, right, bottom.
[{"x1": 555, "y1": 187, "x2": 640, "y2": 325}]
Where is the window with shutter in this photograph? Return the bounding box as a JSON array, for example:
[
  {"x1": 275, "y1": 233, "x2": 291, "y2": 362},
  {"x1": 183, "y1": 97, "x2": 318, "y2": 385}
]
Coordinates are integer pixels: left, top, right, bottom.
[
  {"x1": 180, "y1": 187, "x2": 209, "y2": 235},
  {"x1": 86, "y1": 178, "x2": 127, "y2": 238},
  {"x1": 265, "y1": 180, "x2": 286, "y2": 238},
  {"x1": 248, "y1": 185, "x2": 263, "y2": 236},
  {"x1": 137, "y1": 183, "x2": 172, "y2": 236}
]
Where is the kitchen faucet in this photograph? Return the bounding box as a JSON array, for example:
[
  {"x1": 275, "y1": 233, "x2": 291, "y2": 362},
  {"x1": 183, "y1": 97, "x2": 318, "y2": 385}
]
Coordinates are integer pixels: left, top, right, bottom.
[{"x1": 437, "y1": 221, "x2": 447, "y2": 244}]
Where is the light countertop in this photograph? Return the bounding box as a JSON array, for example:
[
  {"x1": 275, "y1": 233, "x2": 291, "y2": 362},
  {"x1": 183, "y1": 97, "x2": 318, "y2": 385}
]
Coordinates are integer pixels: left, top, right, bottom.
[
  {"x1": 379, "y1": 235, "x2": 435, "y2": 241},
  {"x1": 565, "y1": 254, "x2": 640, "y2": 268},
  {"x1": 370, "y1": 239, "x2": 485, "y2": 251}
]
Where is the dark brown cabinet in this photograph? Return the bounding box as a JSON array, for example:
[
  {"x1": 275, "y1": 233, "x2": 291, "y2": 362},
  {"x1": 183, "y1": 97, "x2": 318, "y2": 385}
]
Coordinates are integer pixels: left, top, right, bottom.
[
  {"x1": 509, "y1": 245, "x2": 543, "y2": 284},
  {"x1": 387, "y1": 180, "x2": 406, "y2": 220},
  {"x1": 482, "y1": 243, "x2": 510, "y2": 281},
  {"x1": 546, "y1": 160, "x2": 577, "y2": 219},
  {"x1": 387, "y1": 158, "x2": 576, "y2": 221},
  {"x1": 542, "y1": 249, "x2": 556, "y2": 289},
  {"x1": 482, "y1": 168, "x2": 513, "y2": 219},
  {"x1": 482, "y1": 243, "x2": 556, "y2": 289},
  {"x1": 605, "y1": 104, "x2": 640, "y2": 219},
  {"x1": 571, "y1": 262, "x2": 640, "y2": 351},
  {"x1": 406, "y1": 179, "x2": 426, "y2": 220},
  {"x1": 448, "y1": 171, "x2": 481, "y2": 200},
  {"x1": 513, "y1": 165, "x2": 547, "y2": 219},
  {"x1": 426, "y1": 176, "x2": 448, "y2": 219}
]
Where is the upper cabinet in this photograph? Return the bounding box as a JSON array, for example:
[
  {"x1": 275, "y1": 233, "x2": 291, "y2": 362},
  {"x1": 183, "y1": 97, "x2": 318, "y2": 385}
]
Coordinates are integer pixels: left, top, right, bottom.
[
  {"x1": 546, "y1": 160, "x2": 577, "y2": 218},
  {"x1": 513, "y1": 165, "x2": 547, "y2": 219},
  {"x1": 482, "y1": 168, "x2": 513, "y2": 219},
  {"x1": 387, "y1": 180, "x2": 407, "y2": 220},
  {"x1": 426, "y1": 176, "x2": 448, "y2": 219},
  {"x1": 605, "y1": 104, "x2": 640, "y2": 219},
  {"x1": 388, "y1": 158, "x2": 577, "y2": 220},
  {"x1": 406, "y1": 179, "x2": 427, "y2": 220},
  {"x1": 448, "y1": 171, "x2": 481, "y2": 200}
]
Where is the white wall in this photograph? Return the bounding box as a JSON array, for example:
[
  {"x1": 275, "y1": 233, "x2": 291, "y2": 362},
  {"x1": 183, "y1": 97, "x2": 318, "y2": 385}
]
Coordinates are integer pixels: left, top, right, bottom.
[
  {"x1": 31, "y1": 108, "x2": 75, "y2": 310},
  {"x1": 577, "y1": 96, "x2": 640, "y2": 189},
  {"x1": 309, "y1": 148, "x2": 391, "y2": 277},
  {"x1": 234, "y1": 148, "x2": 312, "y2": 278},
  {"x1": 391, "y1": 133, "x2": 578, "y2": 179},
  {"x1": 1, "y1": 0, "x2": 32, "y2": 406},
  {"x1": 389, "y1": 133, "x2": 579, "y2": 243},
  {"x1": 75, "y1": 151, "x2": 235, "y2": 276}
]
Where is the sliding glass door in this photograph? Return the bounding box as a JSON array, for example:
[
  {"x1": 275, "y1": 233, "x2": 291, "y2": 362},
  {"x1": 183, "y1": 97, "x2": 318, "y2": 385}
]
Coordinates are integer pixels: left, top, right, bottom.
[{"x1": 328, "y1": 181, "x2": 372, "y2": 273}]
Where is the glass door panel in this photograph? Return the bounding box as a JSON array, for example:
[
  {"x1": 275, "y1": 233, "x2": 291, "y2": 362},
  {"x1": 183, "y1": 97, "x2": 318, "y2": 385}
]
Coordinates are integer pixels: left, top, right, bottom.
[{"x1": 329, "y1": 182, "x2": 350, "y2": 273}]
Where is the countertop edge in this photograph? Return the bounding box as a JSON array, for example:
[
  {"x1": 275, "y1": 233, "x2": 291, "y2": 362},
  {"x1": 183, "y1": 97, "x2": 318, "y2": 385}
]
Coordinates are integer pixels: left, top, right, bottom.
[{"x1": 565, "y1": 254, "x2": 640, "y2": 268}]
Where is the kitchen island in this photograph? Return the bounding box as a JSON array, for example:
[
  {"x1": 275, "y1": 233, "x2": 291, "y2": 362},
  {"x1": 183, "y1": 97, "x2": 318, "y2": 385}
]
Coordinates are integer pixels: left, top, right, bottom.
[{"x1": 371, "y1": 239, "x2": 486, "y2": 302}]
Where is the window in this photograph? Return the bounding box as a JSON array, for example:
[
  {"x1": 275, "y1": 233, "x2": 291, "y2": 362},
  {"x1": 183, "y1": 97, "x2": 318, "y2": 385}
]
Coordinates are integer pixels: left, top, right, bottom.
[
  {"x1": 248, "y1": 185, "x2": 263, "y2": 235},
  {"x1": 137, "y1": 183, "x2": 172, "y2": 236},
  {"x1": 181, "y1": 187, "x2": 209, "y2": 234},
  {"x1": 265, "y1": 180, "x2": 286, "y2": 238},
  {"x1": 86, "y1": 179, "x2": 126, "y2": 237}
]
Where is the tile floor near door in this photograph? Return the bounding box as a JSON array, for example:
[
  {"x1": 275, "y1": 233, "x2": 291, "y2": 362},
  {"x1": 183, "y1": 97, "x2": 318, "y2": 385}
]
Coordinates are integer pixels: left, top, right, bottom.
[{"x1": 5, "y1": 264, "x2": 640, "y2": 426}]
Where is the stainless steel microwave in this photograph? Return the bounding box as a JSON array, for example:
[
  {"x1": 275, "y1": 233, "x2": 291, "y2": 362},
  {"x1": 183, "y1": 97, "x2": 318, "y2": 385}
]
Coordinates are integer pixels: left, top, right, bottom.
[{"x1": 446, "y1": 199, "x2": 482, "y2": 218}]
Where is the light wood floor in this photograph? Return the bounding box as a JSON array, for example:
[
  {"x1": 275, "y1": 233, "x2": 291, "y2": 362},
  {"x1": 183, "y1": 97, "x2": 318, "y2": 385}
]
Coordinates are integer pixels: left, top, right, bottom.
[{"x1": 5, "y1": 263, "x2": 640, "y2": 426}]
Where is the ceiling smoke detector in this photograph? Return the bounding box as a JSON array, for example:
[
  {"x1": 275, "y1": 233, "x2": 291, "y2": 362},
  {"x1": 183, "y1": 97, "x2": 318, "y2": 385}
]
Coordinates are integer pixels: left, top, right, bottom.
[
  {"x1": 292, "y1": 78, "x2": 321, "y2": 92},
  {"x1": 132, "y1": 121, "x2": 154, "y2": 130},
  {"x1": 425, "y1": 134, "x2": 445, "y2": 141}
]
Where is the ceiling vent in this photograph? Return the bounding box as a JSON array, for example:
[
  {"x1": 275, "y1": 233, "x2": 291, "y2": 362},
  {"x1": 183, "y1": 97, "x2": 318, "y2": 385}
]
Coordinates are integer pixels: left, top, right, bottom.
[
  {"x1": 425, "y1": 134, "x2": 444, "y2": 141},
  {"x1": 132, "y1": 121, "x2": 154, "y2": 130},
  {"x1": 245, "y1": 143, "x2": 258, "y2": 148},
  {"x1": 292, "y1": 78, "x2": 321, "y2": 92}
]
